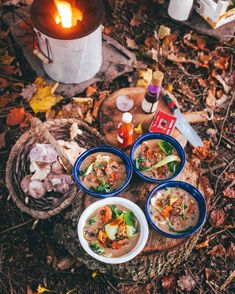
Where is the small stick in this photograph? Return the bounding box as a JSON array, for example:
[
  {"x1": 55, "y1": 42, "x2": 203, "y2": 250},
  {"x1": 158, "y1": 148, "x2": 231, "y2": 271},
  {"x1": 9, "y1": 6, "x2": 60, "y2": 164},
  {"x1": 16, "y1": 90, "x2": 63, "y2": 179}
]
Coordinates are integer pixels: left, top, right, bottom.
[
  {"x1": 206, "y1": 224, "x2": 234, "y2": 240},
  {"x1": 201, "y1": 162, "x2": 227, "y2": 175},
  {"x1": 0, "y1": 73, "x2": 29, "y2": 84},
  {"x1": 216, "y1": 93, "x2": 234, "y2": 149},
  {"x1": 215, "y1": 159, "x2": 235, "y2": 193},
  {"x1": 0, "y1": 219, "x2": 33, "y2": 236},
  {"x1": 220, "y1": 270, "x2": 235, "y2": 291},
  {"x1": 206, "y1": 281, "x2": 218, "y2": 294},
  {"x1": 100, "y1": 276, "x2": 123, "y2": 294}
]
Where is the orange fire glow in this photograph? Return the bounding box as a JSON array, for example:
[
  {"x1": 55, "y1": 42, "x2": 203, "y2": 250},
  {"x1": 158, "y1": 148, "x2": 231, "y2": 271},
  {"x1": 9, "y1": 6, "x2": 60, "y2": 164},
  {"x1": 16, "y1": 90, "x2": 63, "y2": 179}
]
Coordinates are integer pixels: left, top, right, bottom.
[{"x1": 54, "y1": 0, "x2": 83, "y2": 28}]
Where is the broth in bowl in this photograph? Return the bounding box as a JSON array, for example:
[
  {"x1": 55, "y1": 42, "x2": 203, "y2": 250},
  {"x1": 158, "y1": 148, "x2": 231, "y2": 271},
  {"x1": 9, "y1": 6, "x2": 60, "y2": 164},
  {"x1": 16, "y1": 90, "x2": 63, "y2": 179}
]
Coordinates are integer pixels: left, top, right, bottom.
[
  {"x1": 83, "y1": 204, "x2": 139, "y2": 258},
  {"x1": 79, "y1": 152, "x2": 126, "y2": 193},
  {"x1": 134, "y1": 139, "x2": 181, "y2": 180},
  {"x1": 150, "y1": 187, "x2": 199, "y2": 234}
]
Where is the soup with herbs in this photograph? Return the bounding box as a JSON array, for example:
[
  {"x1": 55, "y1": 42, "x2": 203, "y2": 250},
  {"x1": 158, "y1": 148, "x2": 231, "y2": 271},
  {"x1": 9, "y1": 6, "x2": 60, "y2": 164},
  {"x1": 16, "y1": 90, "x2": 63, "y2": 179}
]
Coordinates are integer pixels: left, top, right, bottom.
[
  {"x1": 83, "y1": 204, "x2": 139, "y2": 258},
  {"x1": 79, "y1": 153, "x2": 126, "y2": 193},
  {"x1": 134, "y1": 140, "x2": 181, "y2": 180},
  {"x1": 150, "y1": 187, "x2": 199, "y2": 234}
]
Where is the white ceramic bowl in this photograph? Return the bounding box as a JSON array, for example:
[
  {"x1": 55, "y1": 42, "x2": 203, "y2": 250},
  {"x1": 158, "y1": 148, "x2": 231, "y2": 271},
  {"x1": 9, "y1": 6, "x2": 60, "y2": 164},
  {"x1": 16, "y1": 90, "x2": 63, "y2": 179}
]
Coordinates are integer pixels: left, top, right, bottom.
[{"x1": 77, "y1": 197, "x2": 149, "y2": 264}]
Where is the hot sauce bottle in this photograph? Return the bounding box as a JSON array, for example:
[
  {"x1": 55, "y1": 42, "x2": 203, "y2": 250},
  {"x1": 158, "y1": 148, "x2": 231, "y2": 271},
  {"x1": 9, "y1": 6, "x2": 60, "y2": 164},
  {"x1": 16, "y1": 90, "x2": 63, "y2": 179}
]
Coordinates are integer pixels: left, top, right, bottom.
[
  {"x1": 117, "y1": 112, "x2": 134, "y2": 149},
  {"x1": 141, "y1": 70, "x2": 164, "y2": 114}
]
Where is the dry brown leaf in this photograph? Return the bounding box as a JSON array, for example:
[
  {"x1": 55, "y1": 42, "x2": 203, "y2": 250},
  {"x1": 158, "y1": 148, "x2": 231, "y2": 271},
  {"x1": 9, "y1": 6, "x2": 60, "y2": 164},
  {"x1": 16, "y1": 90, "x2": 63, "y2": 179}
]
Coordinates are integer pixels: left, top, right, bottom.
[
  {"x1": 227, "y1": 242, "x2": 235, "y2": 261},
  {"x1": 209, "y1": 244, "x2": 226, "y2": 257},
  {"x1": 126, "y1": 37, "x2": 138, "y2": 49},
  {"x1": 0, "y1": 132, "x2": 6, "y2": 149},
  {"x1": 86, "y1": 84, "x2": 97, "y2": 97},
  {"x1": 130, "y1": 13, "x2": 142, "y2": 27},
  {"x1": 6, "y1": 107, "x2": 26, "y2": 126},
  {"x1": 205, "y1": 268, "x2": 217, "y2": 281},
  {"x1": 0, "y1": 92, "x2": 18, "y2": 108},
  {"x1": 161, "y1": 274, "x2": 176, "y2": 290},
  {"x1": 166, "y1": 53, "x2": 200, "y2": 67},
  {"x1": 210, "y1": 208, "x2": 226, "y2": 227},
  {"x1": 103, "y1": 27, "x2": 112, "y2": 35},
  {"x1": 183, "y1": 33, "x2": 207, "y2": 52},
  {"x1": 21, "y1": 83, "x2": 38, "y2": 101},
  {"x1": 214, "y1": 74, "x2": 231, "y2": 93},
  {"x1": 223, "y1": 187, "x2": 235, "y2": 198},
  {"x1": 149, "y1": 48, "x2": 158, "y2": 62},
  {"x1": 198, "y1": 78, "x2": 207, "y2": 88},
  {"x1": 196, "y1": 238, "x2": 209, "y2": 249},
  {"x1": 144, "y1": 36, "x2": 155, "y2": 48},
  {"x1": 0, "y1": 77, "x2": 8, "y2": 89},
  {"x1": 177, "y1": 83, "x2": 195, "y2": 101},
  {"x1": 158, "y1": 25, "x2": 171, "y2": 40},
  {"x1": 214, "y1": 55, "x2": 229, "y2": 70},
  {"x1": 163, "y1": 34, "x2": 177, "y2": 47},
  {"x1": 178, "y1": 271, "x2": 196, "y2": 292},
  {"x1": 206, "y1": 89, "x2": 216, "y2": 109},
  {"x1": 193, "y1": 140, "x2": 211, "y2": 160},
  {"x1": 224, "y1": 172, "x2": 235, "y2": 181}
]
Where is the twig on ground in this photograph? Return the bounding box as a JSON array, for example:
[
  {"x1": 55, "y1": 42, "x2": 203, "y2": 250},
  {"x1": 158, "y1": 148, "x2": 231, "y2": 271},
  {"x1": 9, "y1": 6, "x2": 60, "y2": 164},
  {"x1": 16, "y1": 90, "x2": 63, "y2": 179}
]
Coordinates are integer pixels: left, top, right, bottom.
[
  {"x1": 0, "y1": 219, "x2": 33, "y2": 236},
  {"x1": 201, "y1": 162, "x2": 227, "y2": 175},
  {"x1": 214, "y1": 159, "x2": 235, "y2": 193},
  {"x1": 220, "y1": 270, "x2": 235, "y2": 291},
  {"x1": 216, "y1": 93, "x2": 234, "y2": 149},
  {"x1": 100, "y1": 276, "x2": 123, "y2": 294}
]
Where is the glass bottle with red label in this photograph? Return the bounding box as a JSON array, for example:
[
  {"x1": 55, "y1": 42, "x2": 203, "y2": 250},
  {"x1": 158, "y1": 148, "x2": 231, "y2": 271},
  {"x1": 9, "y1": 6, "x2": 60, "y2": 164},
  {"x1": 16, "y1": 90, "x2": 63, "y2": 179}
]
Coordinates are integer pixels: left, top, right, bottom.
[
  {"x1": 141, "y1": 70, "x2": 164, "y2": 114},
  {"x1": 117, "y1": 112, "x2": 134, "y2": 149}
]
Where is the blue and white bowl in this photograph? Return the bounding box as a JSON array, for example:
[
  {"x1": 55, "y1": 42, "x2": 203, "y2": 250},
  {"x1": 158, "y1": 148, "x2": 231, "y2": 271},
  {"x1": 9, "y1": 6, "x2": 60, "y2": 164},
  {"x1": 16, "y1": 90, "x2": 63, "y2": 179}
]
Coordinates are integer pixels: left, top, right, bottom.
[
  {"x1": 130, "y1": 133, "x2": 186, "y2": 184},
  {"x1": 73, "y1": 146, "x2": 133, "y2": 198},
  {"x1": 146, "y1": 181, "x2": 207, "y2": 239}
]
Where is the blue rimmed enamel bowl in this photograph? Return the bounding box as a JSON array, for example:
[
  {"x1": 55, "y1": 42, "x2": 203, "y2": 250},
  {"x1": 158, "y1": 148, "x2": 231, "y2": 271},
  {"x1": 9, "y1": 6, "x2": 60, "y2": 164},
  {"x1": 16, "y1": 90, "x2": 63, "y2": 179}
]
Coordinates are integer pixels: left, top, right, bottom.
[
  {"x1": 146, "y1": 181, "x2": 207, "y2": 239},
  {"x1": 73, "y1": 146, "x2": 133, "y2": 198},
  {"x1": 130, "y1": 132, "x2": 186, "y2": 184}
]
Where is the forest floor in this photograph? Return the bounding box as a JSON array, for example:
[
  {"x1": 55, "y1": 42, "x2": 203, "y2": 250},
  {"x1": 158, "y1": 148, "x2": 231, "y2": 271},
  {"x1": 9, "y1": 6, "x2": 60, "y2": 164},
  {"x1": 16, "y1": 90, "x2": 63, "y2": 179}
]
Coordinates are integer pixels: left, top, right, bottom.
[{"x1": 0, "y1": 1, "x2": 234, "y2": 293}]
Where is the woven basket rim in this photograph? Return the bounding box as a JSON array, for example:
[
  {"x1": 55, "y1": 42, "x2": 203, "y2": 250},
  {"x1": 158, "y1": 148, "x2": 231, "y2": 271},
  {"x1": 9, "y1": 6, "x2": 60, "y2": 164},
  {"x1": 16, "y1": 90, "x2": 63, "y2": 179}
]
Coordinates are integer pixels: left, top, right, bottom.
[{"x1": 5, "y1": 118, "x2": 106, "y2": 219}]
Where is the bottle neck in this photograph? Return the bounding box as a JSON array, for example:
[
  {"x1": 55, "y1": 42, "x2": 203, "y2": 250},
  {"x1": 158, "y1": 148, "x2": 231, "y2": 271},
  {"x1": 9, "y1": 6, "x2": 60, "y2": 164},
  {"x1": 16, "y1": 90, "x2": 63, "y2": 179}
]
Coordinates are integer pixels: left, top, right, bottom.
[{"x1": 147, "y1": 84, "x2": 161, "y2": 95}]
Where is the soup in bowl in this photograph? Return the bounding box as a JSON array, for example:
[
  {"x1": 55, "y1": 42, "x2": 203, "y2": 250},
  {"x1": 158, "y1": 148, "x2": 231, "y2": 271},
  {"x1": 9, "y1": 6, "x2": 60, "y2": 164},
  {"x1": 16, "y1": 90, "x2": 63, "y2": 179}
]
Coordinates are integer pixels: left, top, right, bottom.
[
  {"x1": 130, "y1": 133, "x2": 185, "y2": 183},
  {"x1": 78, "y1": 197, "x2": 149, "y2": 264},
  {"x1": 73, "y1": 146, "x2": 133, "y2": 197},
  {"x1": 146, "y1": 181, "x2": 207, "y2": 238}
]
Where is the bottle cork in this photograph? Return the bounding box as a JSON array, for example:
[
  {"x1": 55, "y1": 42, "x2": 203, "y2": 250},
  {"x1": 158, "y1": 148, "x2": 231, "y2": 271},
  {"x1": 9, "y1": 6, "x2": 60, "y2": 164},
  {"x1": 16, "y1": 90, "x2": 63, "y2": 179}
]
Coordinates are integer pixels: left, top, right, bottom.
[{"x1": 151, "y1": 71, "x2": 164, "y2": 87}]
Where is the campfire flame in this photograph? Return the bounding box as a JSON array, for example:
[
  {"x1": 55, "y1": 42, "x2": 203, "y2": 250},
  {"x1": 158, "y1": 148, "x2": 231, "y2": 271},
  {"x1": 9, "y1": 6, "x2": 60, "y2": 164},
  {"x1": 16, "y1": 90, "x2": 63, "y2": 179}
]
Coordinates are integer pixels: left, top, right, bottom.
[{"x1": 54, "y1": 0, "x2": 83, "y2": 28}]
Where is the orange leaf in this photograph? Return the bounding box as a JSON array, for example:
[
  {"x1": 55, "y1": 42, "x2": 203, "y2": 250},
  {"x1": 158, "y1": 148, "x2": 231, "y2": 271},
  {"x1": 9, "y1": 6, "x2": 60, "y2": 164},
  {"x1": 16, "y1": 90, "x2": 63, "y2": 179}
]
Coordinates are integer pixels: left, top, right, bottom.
[
  {"x1": 6, "y1": 107, "x2": 26, "y2": 126},
  {"x1": 86, "y1": 84, "x2": 97, "y2": 97},
  {"x1": 196, "y1": 238, "x2": 209, "y2": 249}
]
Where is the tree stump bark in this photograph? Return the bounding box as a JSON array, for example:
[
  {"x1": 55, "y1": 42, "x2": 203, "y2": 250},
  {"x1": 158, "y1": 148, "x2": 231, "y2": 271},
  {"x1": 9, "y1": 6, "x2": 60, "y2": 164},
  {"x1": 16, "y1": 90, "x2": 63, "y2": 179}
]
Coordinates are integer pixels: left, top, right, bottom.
[
  {"x1": 54, "y1": 161, "x2": 206, "y2": 282},
  {"x1": 53, "y1": 87, "x2": 209, "y2": 282},
  {"x1": 99, "y1": 87, "x2": 187, "y2": 148}
]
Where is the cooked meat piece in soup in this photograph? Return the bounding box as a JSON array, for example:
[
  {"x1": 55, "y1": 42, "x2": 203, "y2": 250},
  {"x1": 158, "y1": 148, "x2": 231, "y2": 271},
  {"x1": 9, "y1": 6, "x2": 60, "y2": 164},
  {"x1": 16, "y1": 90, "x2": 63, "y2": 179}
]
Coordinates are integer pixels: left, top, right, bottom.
[{"x1": 79, "y1": 153, "x2": 126, "y2": 193}]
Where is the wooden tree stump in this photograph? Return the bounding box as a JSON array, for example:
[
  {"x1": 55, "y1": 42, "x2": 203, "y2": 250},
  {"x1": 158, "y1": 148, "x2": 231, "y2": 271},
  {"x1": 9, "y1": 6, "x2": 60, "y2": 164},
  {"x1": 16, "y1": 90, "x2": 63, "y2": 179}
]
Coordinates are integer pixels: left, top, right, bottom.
[
  {"x1": 53, "y1": 88, "x2": 209, "y2": 281},
  {"x1": 99, "y1": 87, "x2": 187, "y2": 148},
  {"x1": 54, "y1": 161, "x2": 207, "y2": 282}
]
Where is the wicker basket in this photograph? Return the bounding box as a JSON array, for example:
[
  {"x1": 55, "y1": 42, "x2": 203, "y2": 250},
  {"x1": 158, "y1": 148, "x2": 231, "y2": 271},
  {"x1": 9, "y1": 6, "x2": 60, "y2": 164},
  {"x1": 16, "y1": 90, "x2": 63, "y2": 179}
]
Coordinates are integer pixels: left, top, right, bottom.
[{"x1": 6, "y1": 117, "x2": 106, "y2": 219}]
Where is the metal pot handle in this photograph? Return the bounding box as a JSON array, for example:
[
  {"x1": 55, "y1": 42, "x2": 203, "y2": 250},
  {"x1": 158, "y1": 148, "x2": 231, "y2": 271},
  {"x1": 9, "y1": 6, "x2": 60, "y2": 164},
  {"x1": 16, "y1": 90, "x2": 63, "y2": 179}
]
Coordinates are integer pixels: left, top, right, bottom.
[{"x1": 33, "y1": 29, "x2": 53, "y2": 64}]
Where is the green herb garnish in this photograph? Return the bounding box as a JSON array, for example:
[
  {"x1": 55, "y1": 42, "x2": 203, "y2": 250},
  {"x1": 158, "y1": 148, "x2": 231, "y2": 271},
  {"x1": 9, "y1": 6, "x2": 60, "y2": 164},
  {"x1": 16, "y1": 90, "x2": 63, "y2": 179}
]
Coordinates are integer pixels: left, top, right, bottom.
[
  {"x1": 158, "y1": 140, "x2": 173, "y2": 156},
  {"x1": 124, "y1": 211, "x2": 135, "y2": 226},
  {"x1": 89, "y1": 242, "x2": 104, "y2": 254},
  {"x1": 93, "y1": 182, "x2": 111, "y2": 193},
  {"x1": 135, "y1": 157, "x2": 145, "y2": 170},
  {"x1": 109, "y1": 204, "x2": 123, "y2": 219},
  {"x1": 168, "y1": 161, "x2": 179, "y2": 173},
  {"x1": 88, "y1": 215, "x2": 96, "y2": 225},
  {"x1": 79, "y1": 162, "x2": 94, "y2": 176}
]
